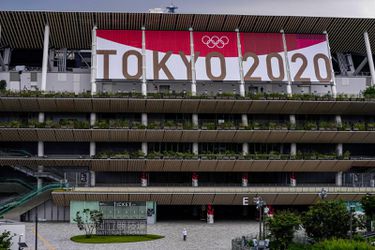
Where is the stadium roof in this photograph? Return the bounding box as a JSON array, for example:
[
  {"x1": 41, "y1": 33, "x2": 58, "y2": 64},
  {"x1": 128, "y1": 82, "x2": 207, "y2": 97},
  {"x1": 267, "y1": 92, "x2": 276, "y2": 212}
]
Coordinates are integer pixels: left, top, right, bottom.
[{"x1": 0, "y1": 11, "x2": 374, "y2": 54}]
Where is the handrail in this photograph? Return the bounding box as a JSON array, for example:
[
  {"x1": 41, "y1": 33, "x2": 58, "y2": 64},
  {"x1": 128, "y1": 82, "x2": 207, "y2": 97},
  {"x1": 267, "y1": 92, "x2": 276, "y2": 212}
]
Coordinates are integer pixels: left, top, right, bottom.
[
  {"x1": 0, "y1": 178, "x2": 34, "y2": 190},
  {"x1": 0, "y1": 182, "x2": 65, "y2": 217}
]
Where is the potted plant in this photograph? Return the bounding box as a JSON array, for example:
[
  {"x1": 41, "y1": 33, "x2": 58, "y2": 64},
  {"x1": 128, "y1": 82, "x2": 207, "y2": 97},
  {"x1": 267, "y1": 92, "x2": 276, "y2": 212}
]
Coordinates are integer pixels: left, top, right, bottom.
[
  {"x1": 147, "y1": 151, "x2": 162, "y2": 159},
  {"x1": 74, "y1": 120, "x2": 90, "y2": 129},
  {"x1": 353, "y1": 122, "x2": 366, "y2": 131},
  {"x1": 183, "y1": 122, "x2": 193, "y2": 130},
  {"x1": 9, "y1": 120, "x2": 21, "y2": 128},
  {"x1": 28, "y1": 118, "x2": 39, "y2": 128},
  {"x1": 304, "y1": 121, "x2": 318, "y2": 130},
  {"x1": 95, "y1": 120, "x2": 109, "y2": 129},
  {"x1": 269, "y1": 122, "x2": 278, "y2": 130},
  {"x1": 253, "y1": 121, "x2": 262, "y2": 130},
  {"x1": 269, "y1": 151, "x2": 281, "y2": 160},
  {"x1": 343, "y1": 150, "x2": 351, "y2": 160},
  {"x1": 367, "y1": 122, "x2": 375, "y2": 131}
]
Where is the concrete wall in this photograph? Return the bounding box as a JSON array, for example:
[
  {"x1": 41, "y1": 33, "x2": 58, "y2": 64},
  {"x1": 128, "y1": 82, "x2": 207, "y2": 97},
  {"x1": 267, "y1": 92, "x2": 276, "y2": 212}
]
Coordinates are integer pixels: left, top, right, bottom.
[
  {"x1": 0, "y1": 71, "x2": 370, "y2": 96},
  {"x1": 23, "y1": 199, "x2": 70, "y2": 222}
]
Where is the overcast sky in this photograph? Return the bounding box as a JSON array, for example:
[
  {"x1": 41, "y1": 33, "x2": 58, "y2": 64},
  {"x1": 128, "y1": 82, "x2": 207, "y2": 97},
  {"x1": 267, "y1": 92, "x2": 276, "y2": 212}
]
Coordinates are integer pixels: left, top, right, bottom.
[{"x1": 1, "y1": 0, "x2": 375, "y2": 18}]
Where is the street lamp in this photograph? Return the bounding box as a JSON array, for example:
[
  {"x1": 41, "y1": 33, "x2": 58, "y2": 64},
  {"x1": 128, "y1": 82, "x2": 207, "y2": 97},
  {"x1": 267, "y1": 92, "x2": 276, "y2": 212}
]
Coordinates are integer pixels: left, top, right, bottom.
[
  {"x1": 253, "y1": 194, "x2": 266, "y2": 240},
  {"x1": 349, "y1": 204, "x2": 356, "y2": 239},
  {"x1": 318, "y1": 188, "x2": 328, "y2": 200}
]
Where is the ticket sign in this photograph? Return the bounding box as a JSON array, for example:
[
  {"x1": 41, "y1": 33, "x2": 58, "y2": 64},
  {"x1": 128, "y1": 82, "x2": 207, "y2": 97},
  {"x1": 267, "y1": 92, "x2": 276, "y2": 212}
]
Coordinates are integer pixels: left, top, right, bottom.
[{"x1": 96, "y1": 30, "x2": 332, "y2": 83}]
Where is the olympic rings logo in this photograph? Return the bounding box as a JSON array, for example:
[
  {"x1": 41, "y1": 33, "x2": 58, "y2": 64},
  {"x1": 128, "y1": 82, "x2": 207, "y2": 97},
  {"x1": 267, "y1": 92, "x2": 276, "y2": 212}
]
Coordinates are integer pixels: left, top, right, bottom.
[{"x1": 201, "y1": 35, "x2": 229, "y2": 49}]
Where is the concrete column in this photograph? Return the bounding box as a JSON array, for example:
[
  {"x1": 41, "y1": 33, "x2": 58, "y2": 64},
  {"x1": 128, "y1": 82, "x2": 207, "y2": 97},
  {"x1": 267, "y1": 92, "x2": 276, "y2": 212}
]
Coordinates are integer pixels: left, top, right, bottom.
[
  {"x1": 335, "y1": 115, "x2": 342, "y2": 128},
  {"x1": 90, "y1": 171, "x2": 96, "y2": 187},
  {"x1": 38, "y1": 113, "x2": 45, "y2": 123},
  {"x1": 242, "y1": 142, "x2": 249, "y2": 156},
  {"x1": 142, "y1": 113, "x2": 148, "y2": 127},
  {"x1": 91, "y1": 26, "x2": 97, "y2": 95},
  {"x1": 3, "y1": 48, "x2": 11, "y2": 71},
  {"x1": 38, "y1": 141, "x2": 44, "y2": 157},
  {"x1": 336, "y1": 143, "x2": 343, "y2": 157},
  {"x1": 142, "y1": 142, "x2": 148, "y2": 156},
  {"x1": 289, "y1": 114, "x2": 296, "y2": 129},
  {"x1": 189, "y1": 28, "x2": 197, "y2": 96},
  {"x1": 364, "y1": 31, "x2": 375, "y2": 86},
  {"x1": 41, "y1": 24, "x2": 50, "y2": 92},
  {"x1": 193, "y1": 142, "x2": 199, "y2": 156},
  {"x1": 336, "y1": 171, "x2": 343, "y2": 186},
  {"x1": 90, "y1": 113, "x2": 96, "y2": 127},
  {"x1": 90, "y1": 142, "x2": 96, "y2": 157},
  {"x1": 192, "y1": 114, "x2": 199, "y2": 128},
  {"x1": 241, "y1": 114, "x2": 248, "y2": 127},
  {"x1": 236, "y1": 29, "x2": 246, "y2": 97},
  {"x1": 37, "y1": 166, "x2": 44, "y2": 189},
  {"x1": 141, "y1": 27, "x2": 147, "y2": 96},
  {"x1": 324, "y1": 31, "x2": 337, "y2": 98},
  {"x1": 290, "y1": 143, "x2": 297, "y2": 156},
  {"x1": 281, "y1": 30, "x2": 293, "y2": 96}
]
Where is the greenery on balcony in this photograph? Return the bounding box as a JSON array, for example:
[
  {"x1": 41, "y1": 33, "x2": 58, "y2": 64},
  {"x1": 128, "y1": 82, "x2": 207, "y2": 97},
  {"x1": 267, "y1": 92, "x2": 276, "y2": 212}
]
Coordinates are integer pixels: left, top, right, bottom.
[
  {"x1": 88, "y1": 149, "x2": 351, "y2": 160},
  {"x1": 1, "y1": 89, "x2": 375, "y2": 102},
  {"x1": 318, "y1": 121, "x2": 338, "y2": 131}
]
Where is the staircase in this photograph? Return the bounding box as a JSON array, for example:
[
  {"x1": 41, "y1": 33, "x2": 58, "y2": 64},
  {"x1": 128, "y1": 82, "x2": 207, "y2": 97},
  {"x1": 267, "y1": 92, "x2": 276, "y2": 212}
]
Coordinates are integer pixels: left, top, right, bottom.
[
  {"x1": 0, "y1": 183, "x2": 66, "y2": 220},
  {"x1": 11, "y1": 165, "x2": 63, "y2": 182}
]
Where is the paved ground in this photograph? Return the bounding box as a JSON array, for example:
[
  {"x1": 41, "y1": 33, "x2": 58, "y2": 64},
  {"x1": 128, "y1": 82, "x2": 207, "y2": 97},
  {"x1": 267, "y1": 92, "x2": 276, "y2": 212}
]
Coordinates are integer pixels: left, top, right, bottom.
[{"x1": 24, "y1": 221, "x2": 259, "y2": 250}]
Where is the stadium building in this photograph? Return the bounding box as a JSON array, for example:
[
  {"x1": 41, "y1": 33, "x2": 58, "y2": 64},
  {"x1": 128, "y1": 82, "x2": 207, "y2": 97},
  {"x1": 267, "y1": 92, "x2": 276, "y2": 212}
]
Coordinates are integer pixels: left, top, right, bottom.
[{"x1": 1, "y1": 10, "x2": 375, "y2": 222}]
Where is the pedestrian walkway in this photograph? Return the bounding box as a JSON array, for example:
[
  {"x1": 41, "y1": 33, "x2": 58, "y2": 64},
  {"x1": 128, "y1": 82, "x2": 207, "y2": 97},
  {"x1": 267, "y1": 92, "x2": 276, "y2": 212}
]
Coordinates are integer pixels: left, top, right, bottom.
[{"x1": 25, "y1": 221, "x2": 259, "y2": 250}]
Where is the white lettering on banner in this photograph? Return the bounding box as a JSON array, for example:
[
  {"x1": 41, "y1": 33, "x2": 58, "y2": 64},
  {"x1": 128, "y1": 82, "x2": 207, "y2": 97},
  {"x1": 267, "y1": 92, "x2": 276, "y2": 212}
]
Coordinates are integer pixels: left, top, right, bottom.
[
  {"x1": 243, "y1": 197, "x2": 249, "y2": 206},
  {"x1": 96, "y1": 31, "x2": 332, "y2": 83}
]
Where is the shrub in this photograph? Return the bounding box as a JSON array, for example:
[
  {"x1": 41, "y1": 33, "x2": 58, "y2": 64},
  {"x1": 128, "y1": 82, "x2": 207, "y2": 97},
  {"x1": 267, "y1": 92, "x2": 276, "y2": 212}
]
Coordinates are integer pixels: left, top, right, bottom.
[
  {"x1": 268, "y1": 210, "x2": 300, "y2": 250},
  {"x1": 0, "y1": 80, "x2": 6, "y2": 92},
  {"x1": 302, "y1": 200, "x2": 351, "y2": 241},
  {"x1": 312, "y1": 238, "x2": 375, "y2": 250},
  {"x1": 0, "y1": 230, "x2": 15, "y2": 249}
]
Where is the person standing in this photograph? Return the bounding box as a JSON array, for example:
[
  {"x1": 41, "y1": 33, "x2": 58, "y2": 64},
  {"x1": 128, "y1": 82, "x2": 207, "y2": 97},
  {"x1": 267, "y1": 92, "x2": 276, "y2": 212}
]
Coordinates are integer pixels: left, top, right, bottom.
[{"x1": 182, "y1": 228, "x2": 187, "y2": 241}]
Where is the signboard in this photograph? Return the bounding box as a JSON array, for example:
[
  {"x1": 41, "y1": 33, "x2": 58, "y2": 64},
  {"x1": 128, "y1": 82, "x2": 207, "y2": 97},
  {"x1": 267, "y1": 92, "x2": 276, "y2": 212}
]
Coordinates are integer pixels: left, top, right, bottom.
[
  {"x1": 96, "y1": 30, "x2": 332, "y2": 83},
  {"x1": 99, "y1": 201, "x2": 147, "y2": 220},
  {"x1": 97, "y1": 201, "x2": 147, "y2": 236}
]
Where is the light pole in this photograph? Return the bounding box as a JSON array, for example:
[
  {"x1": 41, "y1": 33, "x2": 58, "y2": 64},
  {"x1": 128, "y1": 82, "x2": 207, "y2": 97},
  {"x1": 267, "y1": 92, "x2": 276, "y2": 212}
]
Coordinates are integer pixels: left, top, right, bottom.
[
  {"x1": 349, "y1": 204, "x2": 355, "y2": 239},
  {"x1": 253, "y1": 194, "x2": 266, "y2": 240},
  {"x1": 318, "y1": 188, "x2": 328, "y2": 200}
]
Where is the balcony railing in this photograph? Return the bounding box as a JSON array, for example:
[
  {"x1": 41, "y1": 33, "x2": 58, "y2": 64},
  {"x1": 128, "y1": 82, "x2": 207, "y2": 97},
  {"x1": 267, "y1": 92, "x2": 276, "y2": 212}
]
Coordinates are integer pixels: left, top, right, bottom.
[
  {"x1": 1, "y1": 90, "x2": 375, "y2": 102},
  {"x1": 2, "y1": 119, "x2": 375, "y2": 131}
]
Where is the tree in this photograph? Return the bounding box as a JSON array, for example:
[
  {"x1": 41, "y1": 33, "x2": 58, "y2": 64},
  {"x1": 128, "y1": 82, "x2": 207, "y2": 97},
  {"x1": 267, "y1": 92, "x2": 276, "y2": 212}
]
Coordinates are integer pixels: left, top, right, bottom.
[
  {"x1": 268, "y1": 210, "x2": 300, "y2": 250},
  {"x1": 302, "y1": 200, "x2": 351, "y2": 241},
  {"x1": 0, "y1": 80, "x2": 6, "y2": 92},
  {"x1": 361, "y1": 194, "x2": 375, "y2": 231},
  {"x1": 73, "y1": 208, "x2": 103, "y2": 238},
  {"x1": 0, "y1": 230, "x2": 14, "y2": 250}
]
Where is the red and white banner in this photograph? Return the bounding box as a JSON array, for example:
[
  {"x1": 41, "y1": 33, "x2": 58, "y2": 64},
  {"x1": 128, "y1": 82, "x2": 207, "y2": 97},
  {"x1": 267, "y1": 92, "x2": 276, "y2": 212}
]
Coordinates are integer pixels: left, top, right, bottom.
[
  {"x1": 285, "y1": 34, "x2": 332, "y2": 82},
  {"x1": 146, "y1": 31, "x2": 191, "y2": 80},
  {"x1": 240, "y1": 33, "x2": 286, "y2": 82},
  {"x1": 96, "y1": 30, "x2": 332, "y2": 83},
  {"x1": 193, "y1": 32, "x2": 240, "y2": 81},
  {"x1": 97, "y1": 30, "x2": 142, "y2": 80}
]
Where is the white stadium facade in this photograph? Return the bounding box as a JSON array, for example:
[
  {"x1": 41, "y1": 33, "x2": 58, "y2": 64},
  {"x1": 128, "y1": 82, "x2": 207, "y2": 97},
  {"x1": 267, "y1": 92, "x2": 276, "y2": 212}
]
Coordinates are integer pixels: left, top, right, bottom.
[{"x1": 0, "y1": 10, "x2": 375, "y2": 222}]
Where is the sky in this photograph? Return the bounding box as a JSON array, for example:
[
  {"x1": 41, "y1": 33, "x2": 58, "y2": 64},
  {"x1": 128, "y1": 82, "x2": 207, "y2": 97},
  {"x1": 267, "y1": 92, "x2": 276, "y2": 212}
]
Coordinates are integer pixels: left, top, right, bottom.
[{"x1": 1, "y1": 0, "x2": 375, "y2": 18}]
